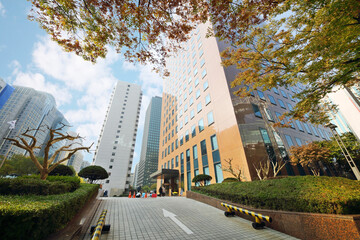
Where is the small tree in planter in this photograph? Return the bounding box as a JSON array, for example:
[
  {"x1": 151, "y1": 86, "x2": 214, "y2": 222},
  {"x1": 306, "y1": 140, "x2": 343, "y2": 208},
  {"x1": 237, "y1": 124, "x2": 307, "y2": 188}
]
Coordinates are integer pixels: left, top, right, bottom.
[
  {"x1": 192, "y1": 174, "x2": 212, "y2": 186},
  {"x1": 78, "y1": 165, "x2": 108, "y2": 183},
  {"x1": 48, "y1": 164, "x2": 75, "y2": 176}
]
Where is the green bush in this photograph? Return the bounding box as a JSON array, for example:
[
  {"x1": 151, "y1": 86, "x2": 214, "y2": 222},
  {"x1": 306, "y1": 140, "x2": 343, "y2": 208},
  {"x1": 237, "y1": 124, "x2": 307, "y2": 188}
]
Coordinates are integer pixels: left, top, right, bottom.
[
  {"x1": 192, "y1": 174, "x2": 212, "y2": 186},
  {"x1": 222, "y1": 177, "x2": 239, "y2": 183},
  {"x1": 0, "y1": 183, "x2": 99, "y2": 240},
  {"x1": 192, "y1": 176, "x2": 360, "y2": 214},
  {"x1": 0, "y1": 176, "x2": 80, "y2": 195}
]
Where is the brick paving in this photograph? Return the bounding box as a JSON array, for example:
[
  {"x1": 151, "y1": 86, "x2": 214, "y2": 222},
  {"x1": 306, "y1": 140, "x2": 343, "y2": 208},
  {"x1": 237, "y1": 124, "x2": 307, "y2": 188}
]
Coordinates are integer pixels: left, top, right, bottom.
[{"x1": 81, "y1": 197, "x2": 298, "y2": 240}]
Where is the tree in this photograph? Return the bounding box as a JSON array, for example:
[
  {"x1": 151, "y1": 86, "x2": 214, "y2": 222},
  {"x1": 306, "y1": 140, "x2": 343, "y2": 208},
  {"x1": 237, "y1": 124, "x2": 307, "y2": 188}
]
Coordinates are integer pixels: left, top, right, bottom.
[
  {"x1": 253, "y1": 160, "x2": 270, "y2": 181},
  {"x1": 28, "y1": 0, "x2": 360, "y2": 122},
  {"x1": 0, "y1": 154, "x2": 40, "y2": 176},
  {"x1": 142, "y1": 185, "x2": 151, "y2": 192},
  {"x1": 4, "y1": 125, "x2": 92, "y2": 180},
  {"x1": 192, "y1": 174, "x2": 212, "y2": 186},
  {"x1": 48, "y1": 164, "x2": 75, "y2": 176},
  {"x1": 289, "y1": 142, "x2": 332, "y2": 176},
  {"x1": 150, "y1": 183, "x2": 157, "y2": 190},
  {"x1": 78, "y1": 165, "x2": 108, "y2": 183},
  {"x1": 222, "y1": 158, "x2": 245, "y2": 181}
]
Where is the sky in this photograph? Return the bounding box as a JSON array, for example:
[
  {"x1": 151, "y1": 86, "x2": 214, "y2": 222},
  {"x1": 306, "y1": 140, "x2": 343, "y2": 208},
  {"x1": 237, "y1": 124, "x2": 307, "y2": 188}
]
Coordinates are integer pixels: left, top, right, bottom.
[{"x1": 0, "y1": 1, "x2": 163, "y2": 169}]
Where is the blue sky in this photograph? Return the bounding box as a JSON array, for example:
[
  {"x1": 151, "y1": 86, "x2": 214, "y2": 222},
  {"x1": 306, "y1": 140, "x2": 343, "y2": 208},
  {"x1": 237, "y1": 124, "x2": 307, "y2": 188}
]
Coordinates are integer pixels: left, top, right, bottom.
[{"x1": 0, "y1": 1, "x2": 163, "y2": 169}]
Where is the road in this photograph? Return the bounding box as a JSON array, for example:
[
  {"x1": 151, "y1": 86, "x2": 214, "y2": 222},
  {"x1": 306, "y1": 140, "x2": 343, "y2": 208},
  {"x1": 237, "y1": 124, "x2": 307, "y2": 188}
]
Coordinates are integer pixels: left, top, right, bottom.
[{"x1": 81, "y1": 197, "x2": 298, "y2": 240}]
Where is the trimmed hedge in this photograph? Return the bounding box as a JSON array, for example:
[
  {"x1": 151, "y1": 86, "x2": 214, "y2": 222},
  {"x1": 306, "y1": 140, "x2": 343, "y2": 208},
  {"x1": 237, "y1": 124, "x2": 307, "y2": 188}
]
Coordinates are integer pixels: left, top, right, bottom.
[
  {"x1": 192, "y1": 176, "x2": 360, "y2": 214},
  {"x1": 22, "y1": 175, "x2": 80, "y2": 192},
  {"x1": 0, "y1": 176, "x2": 80, "y2": 195},
  {"x1": 0, "y1": 183, "x2": 99, "y2": 240}
]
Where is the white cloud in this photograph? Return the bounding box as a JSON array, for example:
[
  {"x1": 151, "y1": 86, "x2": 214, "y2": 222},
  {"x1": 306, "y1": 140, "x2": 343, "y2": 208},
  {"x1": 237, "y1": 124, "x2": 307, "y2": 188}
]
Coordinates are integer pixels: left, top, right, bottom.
[
  {"x1": 11, "y1": 61, "x2": 72, "y2": 106},
  {"x1": 0, "y1": 2, "x2": 5, "y2": 17}
]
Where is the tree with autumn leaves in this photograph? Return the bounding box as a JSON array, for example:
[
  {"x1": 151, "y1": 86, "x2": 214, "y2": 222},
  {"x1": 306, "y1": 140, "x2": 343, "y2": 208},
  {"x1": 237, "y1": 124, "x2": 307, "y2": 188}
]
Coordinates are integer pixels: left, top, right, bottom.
[
  {"x1": 28, "y1": 0, "x2": 360, "y2": 123},
  {"x1": 289, "y1": 132, "x2": 360, "y2": 177}
]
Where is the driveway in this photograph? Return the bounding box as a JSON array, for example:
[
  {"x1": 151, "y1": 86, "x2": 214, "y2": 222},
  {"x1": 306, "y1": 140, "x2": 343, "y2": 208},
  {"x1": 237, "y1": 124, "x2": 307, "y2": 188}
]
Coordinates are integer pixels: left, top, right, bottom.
[{"x1": 81, "y1": 197, "x2": 298, "y2": 240}]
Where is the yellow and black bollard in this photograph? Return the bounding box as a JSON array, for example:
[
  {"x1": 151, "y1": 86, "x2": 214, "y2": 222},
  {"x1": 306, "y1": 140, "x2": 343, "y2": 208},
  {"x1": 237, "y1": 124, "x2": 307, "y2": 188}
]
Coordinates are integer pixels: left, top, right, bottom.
[{"x1": 221, "y1": 202, "x2": 272, "y2": 229}]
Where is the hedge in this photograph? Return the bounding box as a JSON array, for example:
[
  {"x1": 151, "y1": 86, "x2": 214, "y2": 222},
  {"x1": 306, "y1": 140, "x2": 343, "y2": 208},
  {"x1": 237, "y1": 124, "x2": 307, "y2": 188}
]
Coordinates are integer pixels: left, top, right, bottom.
[
  {"x1": 0, "y1": 176, "x2": 80, "y2": 195},
  {"x1": 192, "y1": 176, "x2": 360, "y2": 214},
  {"x1": 0, "y1": 183, "x2": 99, "y2": 240}
]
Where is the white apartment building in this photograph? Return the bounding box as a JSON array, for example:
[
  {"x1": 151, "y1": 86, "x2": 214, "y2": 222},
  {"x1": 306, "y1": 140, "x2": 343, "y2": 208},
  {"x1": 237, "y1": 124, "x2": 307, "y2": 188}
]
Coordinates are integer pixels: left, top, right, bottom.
[{"x1": 93, "y1": 81, "x2": 142, "y2": 196}]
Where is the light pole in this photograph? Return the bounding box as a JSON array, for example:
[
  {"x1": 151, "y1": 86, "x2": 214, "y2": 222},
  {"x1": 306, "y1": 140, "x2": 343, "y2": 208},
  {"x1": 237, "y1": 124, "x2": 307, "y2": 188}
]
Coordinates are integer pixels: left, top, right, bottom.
[{"x1": 325, "y1": 123, "x2": 360, "y2": 180}]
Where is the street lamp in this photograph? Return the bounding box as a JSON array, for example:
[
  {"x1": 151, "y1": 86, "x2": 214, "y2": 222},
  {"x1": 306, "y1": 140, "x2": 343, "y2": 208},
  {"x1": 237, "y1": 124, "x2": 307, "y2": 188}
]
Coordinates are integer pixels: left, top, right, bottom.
[{"x1": 325, "y1": 123, "x2": 360, "y2": 180}]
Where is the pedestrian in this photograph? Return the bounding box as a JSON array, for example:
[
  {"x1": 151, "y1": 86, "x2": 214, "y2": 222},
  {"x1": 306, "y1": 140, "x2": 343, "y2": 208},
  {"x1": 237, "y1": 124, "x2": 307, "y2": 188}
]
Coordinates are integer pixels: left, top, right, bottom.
[
  {"x1": 162, "y1": 185, "x2": 166, "y2": 197},
  {"x1": 159, "y1": 185, "x2": 163, "y2": 197}
]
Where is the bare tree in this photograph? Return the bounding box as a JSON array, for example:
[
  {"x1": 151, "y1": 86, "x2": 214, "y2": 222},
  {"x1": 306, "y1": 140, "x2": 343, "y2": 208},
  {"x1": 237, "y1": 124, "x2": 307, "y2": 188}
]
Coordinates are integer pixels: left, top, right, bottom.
[
  {"x1": 222, "y1": 158, "x2": 246, "y2": 181},
  {"x1": 4, "y1": 125, "x2": 93, "y2": 180},
  {"x1": 271, "y1": 158, "x2": 287, "y2": 178},
  {"x1": 253, "y1": 160, "x2": 270, "y2": 181}
]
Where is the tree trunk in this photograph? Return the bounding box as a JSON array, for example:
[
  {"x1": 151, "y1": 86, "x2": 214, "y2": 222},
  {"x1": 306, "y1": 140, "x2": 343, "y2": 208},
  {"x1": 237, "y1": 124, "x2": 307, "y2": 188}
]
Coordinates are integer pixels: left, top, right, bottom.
[{"x1": 40, "y1": 171, "x2": 48, "y2": 180}]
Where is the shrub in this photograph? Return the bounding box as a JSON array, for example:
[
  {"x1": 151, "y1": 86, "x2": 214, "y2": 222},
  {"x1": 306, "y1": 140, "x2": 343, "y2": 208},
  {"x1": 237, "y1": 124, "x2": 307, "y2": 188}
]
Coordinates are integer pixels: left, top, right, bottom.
[
  {"x1": 0, "y1": 176, "x2": 80, "y2": 195},
  {"x1": 222, "y1": 177, "x2": 239, "y2": 183},
  {"x1": 0, "y1": 184, "x2": 99, "y2": 240},
  {"x1": 48, "y1": 164, "x2": 75, "y2": 176},
  {"x1": 192, "y1": 176, "x2": 360, "y2": 214}
]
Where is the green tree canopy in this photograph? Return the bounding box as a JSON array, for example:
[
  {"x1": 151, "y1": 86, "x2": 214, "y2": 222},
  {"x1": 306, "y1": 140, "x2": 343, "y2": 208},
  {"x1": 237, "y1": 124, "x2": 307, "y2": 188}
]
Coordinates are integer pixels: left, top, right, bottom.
[
  {"x1": 192, "y1": 174, "x2": 212, "y2": 186},
  {"x1": 0, "y1": 154, "x2": 41, "y2": 176},
  {"x1": 78, "y1": 165, "x2": 108, "y2": 183},
  {"x1": 48, "y1": 164, "x2": 75, "y2": 176},
  {"x1": 28, "y1": 0, "x2": 360, "y2": 122}
]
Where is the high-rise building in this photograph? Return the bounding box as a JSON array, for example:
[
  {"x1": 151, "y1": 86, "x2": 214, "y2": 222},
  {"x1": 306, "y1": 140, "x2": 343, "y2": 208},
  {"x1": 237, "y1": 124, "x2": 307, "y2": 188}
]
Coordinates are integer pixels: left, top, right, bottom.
[
  {"x1": 136, "y1": 96, "x2": 162, "y2": 188},
  {"x1": 132, "y1": 163, "x2": 139, "y2": 188},
  {"x1": 93, "y1": 81, "x2": 142, "y2": 196},
  {"x1": 152, "y1": 23, "x2": 333, "y2": 195},
  {"x1": 0, "y1": 85, "x2": 65, "y2": 158},
  {"x1": 67, "y1": 151, "x2": 84, "y2": 173},
  {"x1": 327, "y1": 85, "x2": 360, "y2": 141},
  {"x1": 0, "y1": 78, "x2": 15, "y2": 111}
]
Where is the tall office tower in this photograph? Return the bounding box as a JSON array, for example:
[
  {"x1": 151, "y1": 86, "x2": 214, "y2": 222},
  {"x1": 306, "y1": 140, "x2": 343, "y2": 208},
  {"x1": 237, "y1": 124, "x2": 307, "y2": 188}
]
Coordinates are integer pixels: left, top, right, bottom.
[
  {"x1": 0, "y1": 85, "x2": 61, "y2": 158},
  {"x1": 136, "y1": 96, "x2": 162, "y2": 188},
  {"x1": 154, "y1": 23, "x2": 333, "y2": 194},
  {"x1": 0, "y1": 78, "x2": 15, "y2": 110},
  {"x1": 80, "y1": 160, "x2": 90, "y2": 170},
  {"x1": 326, "y1": 85, "x2": 360, "y2": 141},
  {"x1": 67, "y1": 151, "x2": 84, "y2": 173},
  {"x1": 93, "y1": 81, "x2": 142, "y2": 196},
  {"x1": 132, "y1": 163, "x2": 139, "y2": 188}
]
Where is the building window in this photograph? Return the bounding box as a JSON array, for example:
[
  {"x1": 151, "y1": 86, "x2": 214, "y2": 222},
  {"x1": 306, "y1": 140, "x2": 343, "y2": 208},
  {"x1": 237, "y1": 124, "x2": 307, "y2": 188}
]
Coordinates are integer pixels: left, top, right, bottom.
[
  {"x1": 252, "y1": 104, "x2": 262, "y2": 118},
  {"x1": 268, "y1": 94, "x2": 277, "y2": 105},
  {"x1": 185, "y1": 115, "x2": 189, "y2": 125},
  {"x1": 176, "y1": 155, "x2": 179, "y2": 167},
  {"x1": 205, "y1": 94, "x2": 211, "y2": 105},
  {"x1": 189, "y1": 97, "x2": 194, "y2": 106},
  {"x1": 280, "y1": 89, "x2": 288, "y2": 98},
  {"x1": 180, "y1": 135, "x2": 184, "y2": 146},
  {"x1": 284, "y1": 134, "x2": 295, "y2": 147},
  {"x1": 303, "y1": 122, "x2": 312, "y2": 134},
  {"x1": 207, "y1": 111, "x2": 214, "y2": 125},
  {"x1": 275, "y1": 112, "x2": 285, "y2": 125},
  {"x1": 295, "y1": 137, "x2": 303, "y2": 146},
  {"x1": 185, "y1": 130, "x2": 189, "y2": 142},
  {"x1": 196, "y1": 89, "x2": 201, "y2": 99},
  {"x1": 197, "y1": 102, "x2": 202, "y2": 113},
  {"x1": 287, "y1": 103, "x2": 293, "y2": 111},
  {"x1": 273, "y1": 87, "x2": 279, "y2": 94},
  {"x1": 175, "y1": 139, "x2": 179, "y2": 149},
  {"x1": 203, "y1": 81, "x2": 209, "y2": 91},
  {"x1": 112, "y1": 152, "x2": 115, "y2": 156},
  {"x1": 200, "y1": 58, "x2": 205, "y2": 67},
  {"x1": 194, "y1": 68, "x2": 198, "y2": 76},
  {"x1": 202, "y1": 69, "x2": 207, "y2": 78},
  {"x1": 110, "y1": 159, "x2": 114, "y2": 162},
  {"x1": 191, "y1": 125, "x2": 196, "y2": 137},
  {"x1": 198, "y1": 118, "x2": 204, "y2": 132},
  {"x1": 295, "y1": 120, "x2": 304, "y2": 132},
  {"x1": 109, "y1": 165, "x2": 113, "y2": 169},
  {"x1": 278, "y1": 99, "x2": 286, "y2": 109},
  {"x1": 195, "y1": 78, "x2": 199, "y2": 86},
  {"x1": 257, "y1": 90, "x2": 266, "y2": 100},
  {"x1": 190, "y1": 110, "x2": 195, "y2": 119}
]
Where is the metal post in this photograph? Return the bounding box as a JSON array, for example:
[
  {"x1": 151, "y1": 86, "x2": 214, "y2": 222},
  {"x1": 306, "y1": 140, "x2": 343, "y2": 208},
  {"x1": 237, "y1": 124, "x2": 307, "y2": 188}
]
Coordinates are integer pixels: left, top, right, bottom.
[{"x1": 325, "y1": 123, "x2": 360, "y2": 180}]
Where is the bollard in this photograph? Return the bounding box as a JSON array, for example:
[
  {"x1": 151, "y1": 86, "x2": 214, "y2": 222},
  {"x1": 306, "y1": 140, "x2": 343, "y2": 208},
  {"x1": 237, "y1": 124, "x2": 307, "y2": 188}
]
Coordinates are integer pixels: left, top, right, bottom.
[
  {"x1": 221, "y1": 202, "x2": 272, "y2": 229},
  {"x1": 90, "y1": 210, "x2": 110, "y2": 240}
]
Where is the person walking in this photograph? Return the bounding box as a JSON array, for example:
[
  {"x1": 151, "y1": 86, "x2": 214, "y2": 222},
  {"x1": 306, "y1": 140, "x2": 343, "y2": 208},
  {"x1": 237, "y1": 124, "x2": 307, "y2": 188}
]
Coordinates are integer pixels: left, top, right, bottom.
[{"x1": 158, "y1": 185, "x2": 163, "y2": 197}]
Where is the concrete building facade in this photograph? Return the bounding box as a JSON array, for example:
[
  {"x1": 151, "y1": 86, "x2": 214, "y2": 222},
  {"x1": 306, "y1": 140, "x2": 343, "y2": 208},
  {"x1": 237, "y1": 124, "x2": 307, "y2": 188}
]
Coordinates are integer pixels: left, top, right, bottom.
[
  {"x1": 153, "y1": 23, "x2": 333, "y2": 195},
  {"x1": 93, "y1": 81, "x2": 142, "y2": 196},
  {"x1": 136, "y1": 96, "x2": 162, "y2": 188}
]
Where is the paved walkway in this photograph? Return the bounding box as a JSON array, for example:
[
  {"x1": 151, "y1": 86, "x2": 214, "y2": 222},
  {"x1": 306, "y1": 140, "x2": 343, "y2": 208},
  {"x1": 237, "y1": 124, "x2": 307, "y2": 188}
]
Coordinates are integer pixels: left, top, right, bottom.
[{"x1": 81, "y1": 197, "x2": 298, "y2": 240}]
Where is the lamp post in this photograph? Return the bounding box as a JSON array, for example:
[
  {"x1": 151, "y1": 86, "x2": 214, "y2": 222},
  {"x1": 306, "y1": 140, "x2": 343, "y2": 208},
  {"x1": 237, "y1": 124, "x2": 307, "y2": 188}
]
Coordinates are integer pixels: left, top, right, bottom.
[{"x1": 325, "y1": 123, "x2": 360, "y2": 180}]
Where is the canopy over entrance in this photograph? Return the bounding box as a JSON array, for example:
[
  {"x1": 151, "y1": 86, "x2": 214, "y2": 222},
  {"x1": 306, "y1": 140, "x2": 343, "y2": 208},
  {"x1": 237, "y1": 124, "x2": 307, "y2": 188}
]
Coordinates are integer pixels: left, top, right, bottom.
[{"x1": 150, "y1": 169, "x2": 179, "y2": 179}]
